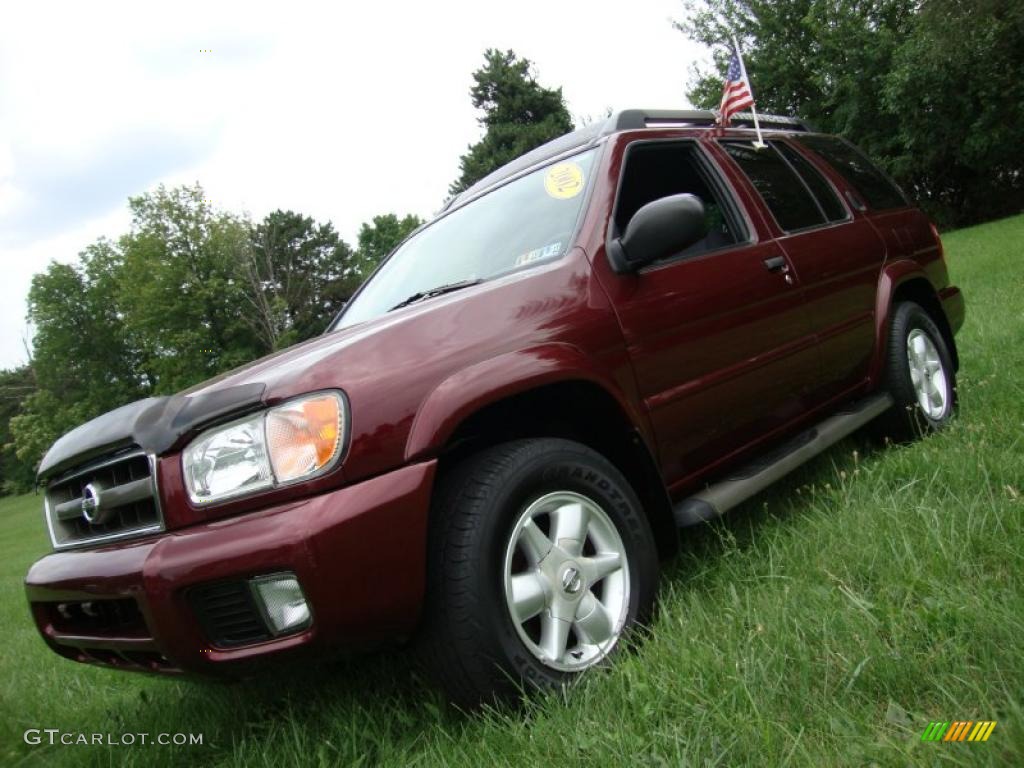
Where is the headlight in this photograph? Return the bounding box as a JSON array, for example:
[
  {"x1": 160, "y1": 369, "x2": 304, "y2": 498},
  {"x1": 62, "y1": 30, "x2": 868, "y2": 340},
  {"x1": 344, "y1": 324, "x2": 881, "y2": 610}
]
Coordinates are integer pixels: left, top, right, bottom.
[
  {"x1": 183, "y1": 413, "x2": 272, "y2": 502},
  {"x1": 183, "y1": 391, "x2": 346, "y2": 504}
]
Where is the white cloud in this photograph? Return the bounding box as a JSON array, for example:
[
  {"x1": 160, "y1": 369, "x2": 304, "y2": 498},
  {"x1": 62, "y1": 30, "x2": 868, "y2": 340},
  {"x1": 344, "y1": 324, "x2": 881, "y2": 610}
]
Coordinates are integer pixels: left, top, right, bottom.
[{"x1": 0, "y1": 0, "x2": 710, "y2": 368}]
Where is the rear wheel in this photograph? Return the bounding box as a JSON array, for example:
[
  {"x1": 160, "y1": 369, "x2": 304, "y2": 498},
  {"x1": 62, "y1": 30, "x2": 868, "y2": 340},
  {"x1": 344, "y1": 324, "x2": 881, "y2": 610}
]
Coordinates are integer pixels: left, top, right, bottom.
[
  {"x1": 418, "y1": 438, "x2": 659, "y2": 708},
  {"x1": 878, "y1": 300, "x2": 957, "y2": 441}
]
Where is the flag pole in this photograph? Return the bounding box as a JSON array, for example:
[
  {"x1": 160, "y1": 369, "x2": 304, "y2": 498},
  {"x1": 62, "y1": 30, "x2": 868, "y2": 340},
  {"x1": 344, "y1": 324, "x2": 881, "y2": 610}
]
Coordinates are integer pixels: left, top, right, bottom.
[{"x1": 732, "y1": 35, "x2": 766, "y2": 149}]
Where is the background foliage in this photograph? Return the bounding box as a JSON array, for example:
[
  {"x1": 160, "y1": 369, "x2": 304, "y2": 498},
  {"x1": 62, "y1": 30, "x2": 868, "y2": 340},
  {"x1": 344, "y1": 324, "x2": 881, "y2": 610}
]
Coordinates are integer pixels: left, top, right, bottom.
[{"x1": 677, "y1": 0, "x2": 1024, "y2": 228}]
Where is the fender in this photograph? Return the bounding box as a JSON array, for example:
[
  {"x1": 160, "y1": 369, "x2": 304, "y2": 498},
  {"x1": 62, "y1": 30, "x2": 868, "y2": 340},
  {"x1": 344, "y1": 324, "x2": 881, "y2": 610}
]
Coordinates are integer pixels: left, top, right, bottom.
[
  {"x1": 404, "y1": 342, "x2": 653, "y2": 463},
  {"x1": 867, "y1": 260, "x2": 938, "y2": 386}
]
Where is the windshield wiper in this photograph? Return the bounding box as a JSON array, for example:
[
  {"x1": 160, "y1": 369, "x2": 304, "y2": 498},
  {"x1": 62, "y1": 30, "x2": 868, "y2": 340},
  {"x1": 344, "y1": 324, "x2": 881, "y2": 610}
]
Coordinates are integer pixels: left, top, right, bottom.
[{"x1": 388, "y1": 279, "x2": 484, "y2": 312}]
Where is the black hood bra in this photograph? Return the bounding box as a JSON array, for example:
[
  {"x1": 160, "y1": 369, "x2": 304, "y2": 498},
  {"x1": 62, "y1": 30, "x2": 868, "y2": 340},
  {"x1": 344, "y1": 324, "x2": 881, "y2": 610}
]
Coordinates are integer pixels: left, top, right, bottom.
[{"x1": 37, "y1": 383, "x2": 266, "y2": 481}]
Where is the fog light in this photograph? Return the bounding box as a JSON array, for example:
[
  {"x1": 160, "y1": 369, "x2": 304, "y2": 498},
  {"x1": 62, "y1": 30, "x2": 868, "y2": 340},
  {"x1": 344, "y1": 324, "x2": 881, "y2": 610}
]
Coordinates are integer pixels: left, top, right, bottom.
[{"x1": 250, "y1": 573, "x2": 311, "y2": 635}]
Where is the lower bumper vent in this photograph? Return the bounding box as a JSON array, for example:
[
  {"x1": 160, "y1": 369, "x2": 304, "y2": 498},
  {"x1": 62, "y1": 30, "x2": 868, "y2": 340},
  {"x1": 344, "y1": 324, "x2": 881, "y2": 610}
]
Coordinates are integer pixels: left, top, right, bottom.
[
  {"x1": 46, "y1": 598, "x2": 146, "y2": 636},
  {"x1": 189, "y1": 580, "x2": 271, "y2": 648}
]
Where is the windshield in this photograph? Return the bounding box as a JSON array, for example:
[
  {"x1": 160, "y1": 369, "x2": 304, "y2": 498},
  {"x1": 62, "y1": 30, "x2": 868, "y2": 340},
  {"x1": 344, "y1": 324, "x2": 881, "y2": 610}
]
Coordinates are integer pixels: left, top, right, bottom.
[{"x1": 335, "y1": 148, "x2": 597, "y2": 329}]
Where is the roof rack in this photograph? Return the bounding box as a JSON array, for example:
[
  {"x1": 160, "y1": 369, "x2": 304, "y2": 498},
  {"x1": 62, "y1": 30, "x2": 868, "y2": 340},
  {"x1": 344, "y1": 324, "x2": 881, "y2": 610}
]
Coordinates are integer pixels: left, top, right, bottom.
[{"x1": 607, "y1": 109, "x2": 814, "y2": 133}]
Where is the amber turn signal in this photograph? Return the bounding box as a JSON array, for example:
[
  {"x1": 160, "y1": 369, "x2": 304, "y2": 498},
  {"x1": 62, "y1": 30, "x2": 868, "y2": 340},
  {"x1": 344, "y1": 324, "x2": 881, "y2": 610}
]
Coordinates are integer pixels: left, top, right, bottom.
[{"x1": 266, "y1": 393, "x2": 344, "y2": 483}]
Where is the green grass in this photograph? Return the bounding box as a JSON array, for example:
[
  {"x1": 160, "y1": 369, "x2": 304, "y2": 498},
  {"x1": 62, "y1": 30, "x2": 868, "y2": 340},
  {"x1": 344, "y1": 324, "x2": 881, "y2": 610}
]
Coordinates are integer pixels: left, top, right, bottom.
[{"x1": 2, "y1": 214, "x2": 1023, "y2": 767}]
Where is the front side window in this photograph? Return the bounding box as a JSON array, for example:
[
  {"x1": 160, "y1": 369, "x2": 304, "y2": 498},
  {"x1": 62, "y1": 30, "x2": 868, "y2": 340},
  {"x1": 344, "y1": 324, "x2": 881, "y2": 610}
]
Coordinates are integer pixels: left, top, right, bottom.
[
  {"x1": 797, "y1": 135, "x2": 907, "y2": 211},
  {"x1": 613, "y1": 141, "x2": 742, "y2": 260},
  {"x1": 721, "y1": 141, "x2": 826, "y2": 232},
  {"x1": 336, "y1": 149, "x2": 597, "y2": 329}
]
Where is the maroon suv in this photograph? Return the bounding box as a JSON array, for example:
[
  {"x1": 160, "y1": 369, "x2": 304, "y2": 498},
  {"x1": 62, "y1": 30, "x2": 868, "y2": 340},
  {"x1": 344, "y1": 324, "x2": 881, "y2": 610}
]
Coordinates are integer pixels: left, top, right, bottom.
[{"x1": 26, "y1": 109, "x2": 964, "y2": 706}]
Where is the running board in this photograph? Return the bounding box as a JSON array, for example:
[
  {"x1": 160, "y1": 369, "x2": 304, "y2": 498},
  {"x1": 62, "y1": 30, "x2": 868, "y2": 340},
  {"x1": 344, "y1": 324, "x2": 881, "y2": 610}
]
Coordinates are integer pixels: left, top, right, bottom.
[{"x1": 674, "y1": 393, "x2": 893, "y2": 527}]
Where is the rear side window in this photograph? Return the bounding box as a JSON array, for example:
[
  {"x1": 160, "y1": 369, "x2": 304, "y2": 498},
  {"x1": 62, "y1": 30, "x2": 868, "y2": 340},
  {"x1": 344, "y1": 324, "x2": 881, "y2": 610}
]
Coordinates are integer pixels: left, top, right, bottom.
[
  {"x1": 798, "y1": 135, "x2": 906, "y2": 210},
  {"x1": 720, "y1": 141, "x2": 825, "y2": 231},
  {"x1": 773, "y1": 141, "x2": 847, "y2": 222}
]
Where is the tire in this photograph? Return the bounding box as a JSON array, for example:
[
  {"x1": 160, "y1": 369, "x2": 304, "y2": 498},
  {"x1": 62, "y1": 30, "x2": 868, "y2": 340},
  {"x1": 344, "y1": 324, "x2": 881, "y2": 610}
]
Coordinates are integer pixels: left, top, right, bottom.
[
  {"x1": 417, "y1": 438, "x2": 659, "y2": 708},
  {"x1": 877, "y1": 300, "x2": 957, "y2": 441}
]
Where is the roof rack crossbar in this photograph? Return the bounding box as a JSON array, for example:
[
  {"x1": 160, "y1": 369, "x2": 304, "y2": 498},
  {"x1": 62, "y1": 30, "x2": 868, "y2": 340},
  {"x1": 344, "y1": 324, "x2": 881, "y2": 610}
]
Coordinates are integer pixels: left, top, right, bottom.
[
  {"x1": 606, "y1": 109, "x2": 814, "y2": 134},
  {"x1": 729, "y1": 112, "x2": 815, "y2": 132}
]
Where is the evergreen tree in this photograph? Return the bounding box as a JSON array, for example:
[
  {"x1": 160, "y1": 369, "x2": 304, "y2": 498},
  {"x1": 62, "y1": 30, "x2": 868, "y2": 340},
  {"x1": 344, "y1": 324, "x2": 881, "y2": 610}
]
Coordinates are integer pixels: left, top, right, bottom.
[{"x1": 449, "y1": 50, "x2": 574, "y2": 196}]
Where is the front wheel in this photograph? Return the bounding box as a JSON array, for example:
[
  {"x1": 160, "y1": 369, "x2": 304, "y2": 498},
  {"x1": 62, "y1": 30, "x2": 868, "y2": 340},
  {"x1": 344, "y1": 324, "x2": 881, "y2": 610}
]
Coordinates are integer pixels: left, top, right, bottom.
[
  {"x1": 418, "y1": 438, "x2": 659, "y2": 708},
  {"x1": 878, "y1": 300, "x2": 957, "y2": 441}
]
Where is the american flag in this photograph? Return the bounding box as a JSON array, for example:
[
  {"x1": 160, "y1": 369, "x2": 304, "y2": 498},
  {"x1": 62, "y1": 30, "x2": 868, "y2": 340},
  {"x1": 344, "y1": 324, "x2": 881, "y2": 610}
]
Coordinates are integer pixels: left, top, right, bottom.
[{"x1": 718, "y1": 50, "x2": 754, "y2": 126}]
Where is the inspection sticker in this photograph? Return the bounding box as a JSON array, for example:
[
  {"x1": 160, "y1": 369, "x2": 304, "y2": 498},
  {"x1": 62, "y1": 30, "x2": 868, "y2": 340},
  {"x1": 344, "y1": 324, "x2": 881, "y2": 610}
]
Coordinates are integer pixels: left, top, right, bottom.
[
  {"x1": 514, "y1": 241, "x2": 562, "y2": 267},
  {"x1": 544, "y1": 162, "x2": 585, "y2": 199}
]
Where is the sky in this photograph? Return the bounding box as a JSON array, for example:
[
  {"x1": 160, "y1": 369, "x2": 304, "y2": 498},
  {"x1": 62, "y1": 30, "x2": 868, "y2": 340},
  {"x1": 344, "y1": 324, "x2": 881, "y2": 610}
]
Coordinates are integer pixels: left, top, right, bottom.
[{"x1": 0, "y1": 0, "x2": 712, "y2": 369}]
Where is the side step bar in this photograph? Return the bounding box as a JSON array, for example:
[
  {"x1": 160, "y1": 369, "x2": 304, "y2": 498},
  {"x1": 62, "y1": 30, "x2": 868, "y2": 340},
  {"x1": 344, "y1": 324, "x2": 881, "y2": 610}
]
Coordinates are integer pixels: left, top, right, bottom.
[{"x1": 674, "y1": 393, "x2": 893, "y2": 527}]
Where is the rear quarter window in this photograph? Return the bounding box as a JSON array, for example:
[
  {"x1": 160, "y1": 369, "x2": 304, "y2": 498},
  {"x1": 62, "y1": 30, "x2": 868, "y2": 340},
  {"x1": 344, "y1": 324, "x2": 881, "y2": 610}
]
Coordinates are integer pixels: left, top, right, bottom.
[{"x1": 798, "y1": 135, "x2": 907, "y2": 211}]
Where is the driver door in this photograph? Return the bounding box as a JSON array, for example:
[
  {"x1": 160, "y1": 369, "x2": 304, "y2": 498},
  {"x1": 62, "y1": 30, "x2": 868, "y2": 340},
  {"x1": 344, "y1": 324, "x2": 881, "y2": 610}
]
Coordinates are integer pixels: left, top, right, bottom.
[{"x1": 601, "y1": 139, "x2": 818, "y2": 489}]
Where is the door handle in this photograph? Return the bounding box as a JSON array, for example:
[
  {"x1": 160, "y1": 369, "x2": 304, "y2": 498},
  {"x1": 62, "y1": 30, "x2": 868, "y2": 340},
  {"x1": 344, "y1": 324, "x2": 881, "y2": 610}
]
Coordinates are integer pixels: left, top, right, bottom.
[{"x1": 763, "y1": 256, "x2": 789, "y2": 273}]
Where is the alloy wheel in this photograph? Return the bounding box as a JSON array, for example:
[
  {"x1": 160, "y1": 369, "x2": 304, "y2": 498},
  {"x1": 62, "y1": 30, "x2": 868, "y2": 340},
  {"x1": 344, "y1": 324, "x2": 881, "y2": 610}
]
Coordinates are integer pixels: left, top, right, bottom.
[
  {"x1": 502, "y1": 491, "x2": 630, "y2": 672},
  {"x1": 906, "y1": 328, "x2": 949, "y2": 420}
]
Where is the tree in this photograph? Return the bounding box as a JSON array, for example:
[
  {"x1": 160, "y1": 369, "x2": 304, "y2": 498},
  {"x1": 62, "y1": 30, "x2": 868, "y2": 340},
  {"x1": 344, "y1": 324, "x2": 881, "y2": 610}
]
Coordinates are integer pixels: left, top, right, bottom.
[
  {"x1": 677, "y1": 1, "x2": 917, "y2": 146},
  {"x1": 882, "y1": 0, "x2": 1024, "y2": 225},
  {"x1": 0, "y1": 366, "x2": 37, "y2": 494},
  {"x1": 449, "y1": 50, "x2": 574, "y2": 196},
  {"x1": 675, "y1": 0, "x2": 1024, "y2": 227},
  {"x1": 10, "y1": 241, "x2": 147, "y2": 477},
  {"x1": 242, "y1": 210, "x2": 360, "y2": 350},
  {"x1": 27, "y1": 240, "x2": 145, "y2": 406},
  {"x1": 117, "y1": 184, "x2": 264, "y2": 393},
  {"x1": 354, "y1": 213, "x2": 423, "y2": 276},
  {"x1": 239, "y1": 211, "x2": 419, "y2": 350}
]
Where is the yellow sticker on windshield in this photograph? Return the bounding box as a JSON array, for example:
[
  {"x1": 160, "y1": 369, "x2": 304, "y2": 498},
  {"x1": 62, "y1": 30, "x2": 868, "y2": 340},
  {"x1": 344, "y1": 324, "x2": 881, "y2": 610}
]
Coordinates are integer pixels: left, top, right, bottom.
[{"x1": 544, "y1": 162, "x2": 585, "y2": 199}]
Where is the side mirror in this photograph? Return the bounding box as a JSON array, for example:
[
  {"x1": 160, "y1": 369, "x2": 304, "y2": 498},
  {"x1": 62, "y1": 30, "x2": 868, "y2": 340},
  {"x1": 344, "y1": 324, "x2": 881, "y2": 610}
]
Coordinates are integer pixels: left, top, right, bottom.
[{"x1": 607, "y1": 194, "x2": 707, "y2": 272}]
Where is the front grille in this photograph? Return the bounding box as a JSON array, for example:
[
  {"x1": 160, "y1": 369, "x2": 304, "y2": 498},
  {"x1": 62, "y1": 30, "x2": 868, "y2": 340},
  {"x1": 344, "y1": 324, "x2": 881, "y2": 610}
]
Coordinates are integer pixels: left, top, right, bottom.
[
  {"x1": 45, "y1": 449, "x2": 163, "y2": 549},
  {"x1": 189, "y1": 580, "x2": 271, "y2": 648}
]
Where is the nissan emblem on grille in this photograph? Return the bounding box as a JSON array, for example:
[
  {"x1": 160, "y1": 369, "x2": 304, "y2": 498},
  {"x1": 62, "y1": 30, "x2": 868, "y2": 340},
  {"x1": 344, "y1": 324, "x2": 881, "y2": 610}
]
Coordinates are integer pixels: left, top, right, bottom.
[{"x1": 81, "y1": 483, "x2": 105, "y2": 524}]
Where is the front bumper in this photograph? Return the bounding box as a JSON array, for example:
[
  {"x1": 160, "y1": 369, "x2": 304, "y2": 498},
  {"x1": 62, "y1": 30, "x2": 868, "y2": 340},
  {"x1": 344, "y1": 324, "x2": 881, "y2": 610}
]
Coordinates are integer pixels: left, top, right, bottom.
[{"x1": 25, "y1": 460, "x2": 436, "y2": 676}]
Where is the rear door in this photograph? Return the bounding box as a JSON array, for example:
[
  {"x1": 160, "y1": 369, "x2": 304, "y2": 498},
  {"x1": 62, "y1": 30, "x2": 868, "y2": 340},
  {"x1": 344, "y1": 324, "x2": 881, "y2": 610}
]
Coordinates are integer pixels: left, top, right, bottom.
[
  {"x1": 717, "y1": 138, "x2": 887, "y2": 404},
  {"x1": 596, "y1": 138, "x2": 818, "y2": 489}
]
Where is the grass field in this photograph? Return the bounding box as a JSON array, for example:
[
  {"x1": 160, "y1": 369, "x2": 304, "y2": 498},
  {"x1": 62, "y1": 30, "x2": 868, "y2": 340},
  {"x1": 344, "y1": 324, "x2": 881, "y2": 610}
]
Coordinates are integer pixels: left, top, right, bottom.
[{"x1": 2, "y1": 214, "x2": 1022, "y2": 767}]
